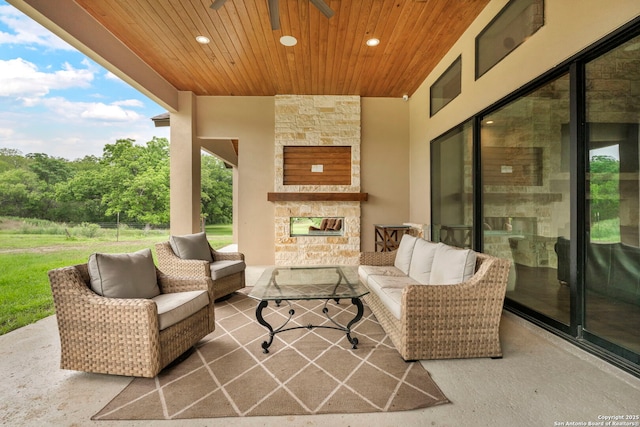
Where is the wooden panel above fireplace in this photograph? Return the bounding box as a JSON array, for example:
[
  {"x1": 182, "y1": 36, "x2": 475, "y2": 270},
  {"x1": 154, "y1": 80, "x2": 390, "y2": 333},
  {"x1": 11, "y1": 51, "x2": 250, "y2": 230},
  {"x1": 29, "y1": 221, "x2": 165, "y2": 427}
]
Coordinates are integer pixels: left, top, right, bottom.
[{"x1": 283, "y1": 146, "x2": 351, "y2": 185}]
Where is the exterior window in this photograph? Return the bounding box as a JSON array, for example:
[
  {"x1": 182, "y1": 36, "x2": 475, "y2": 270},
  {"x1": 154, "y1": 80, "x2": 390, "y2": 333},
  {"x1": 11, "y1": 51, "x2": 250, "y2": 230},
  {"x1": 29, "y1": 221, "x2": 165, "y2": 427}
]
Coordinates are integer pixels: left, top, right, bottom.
[
  {"x1": 475, "y1": 0, "x2": 544, "y2": 78},
  {"x1": 430, "y1": 56, "x2": 462, "y2": 116}
]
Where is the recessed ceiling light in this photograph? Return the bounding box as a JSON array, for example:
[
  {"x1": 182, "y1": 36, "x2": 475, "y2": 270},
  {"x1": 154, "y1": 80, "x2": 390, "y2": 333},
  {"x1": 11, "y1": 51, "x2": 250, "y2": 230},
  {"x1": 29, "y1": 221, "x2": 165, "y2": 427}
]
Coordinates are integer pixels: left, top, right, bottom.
[
  {"x1": 486, "y1": 120, "x2": 494, "y2": 125},
  {"x1": 366, "y1": 38, "x2": 380, "y2": 47},
  {"x1": 280, "y1": 35, "x2": 297, "y2": 47},
  {"x1": 195, "y1": 35, "x2": 210, "y2": 44}
]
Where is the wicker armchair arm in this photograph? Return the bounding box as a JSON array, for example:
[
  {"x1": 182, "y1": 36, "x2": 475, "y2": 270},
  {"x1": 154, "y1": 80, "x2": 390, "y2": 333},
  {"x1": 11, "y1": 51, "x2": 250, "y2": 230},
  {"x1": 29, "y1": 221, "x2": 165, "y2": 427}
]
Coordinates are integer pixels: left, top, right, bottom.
[
  {"x1": 170, "y1": 259, "x2": 211, "y2": 276},
  {"x1": 212, "y1": 249, "x2": 245, "y2": 262},
  {"x1": 359, "y1": 250, "x2": 397, "y2": 266},
  {"x1": 155, "y1": 241, "x2": 211, "y2": 277},
  {"x1": 48, "y1": 266, "x2": 159, "y2": 330},
  {"x1": 157, "y1": 271, "x2": 213, "y2": 295}
]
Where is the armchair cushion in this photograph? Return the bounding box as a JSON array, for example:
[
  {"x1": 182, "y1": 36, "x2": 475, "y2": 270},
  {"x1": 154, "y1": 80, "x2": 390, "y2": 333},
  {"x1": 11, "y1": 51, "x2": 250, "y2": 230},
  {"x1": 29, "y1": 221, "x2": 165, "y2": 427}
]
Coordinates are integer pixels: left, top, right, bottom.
[
  {"x1": 88, "y1": 249, "x2": 160, "y2": 298},
  {"x1": 152, "y1": 290, "x2": 209, "y2": 330},
  {"x1": 429, "y1": 243, "x2": 477, "y2": 285},
  {"x1": 210, "y1": 260, "x2": 246, "y2": 281},
  {"x1": 169, "y1": 232, "x2": 213, "y2": 262}
]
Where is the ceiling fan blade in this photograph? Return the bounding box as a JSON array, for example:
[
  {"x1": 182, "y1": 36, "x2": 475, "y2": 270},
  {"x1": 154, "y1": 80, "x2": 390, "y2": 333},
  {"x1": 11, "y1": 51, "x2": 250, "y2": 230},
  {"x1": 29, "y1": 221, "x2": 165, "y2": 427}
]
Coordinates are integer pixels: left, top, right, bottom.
[
  {"x1": 269, "y1": 0, "x2": 280, "y2": 30},
  {"x1": 210, "y1": 0, "x2": 227, "y2": 10},
  {"x1": 310, "y1": 0, "x2": 334, "y2": 19}
]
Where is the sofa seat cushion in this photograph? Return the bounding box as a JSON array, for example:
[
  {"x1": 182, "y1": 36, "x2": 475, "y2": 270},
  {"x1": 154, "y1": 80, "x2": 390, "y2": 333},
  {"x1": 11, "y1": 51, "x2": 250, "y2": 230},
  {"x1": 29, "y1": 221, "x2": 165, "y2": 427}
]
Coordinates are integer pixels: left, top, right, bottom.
[
  {"x1": 210, "y1": 260, "x2": 246, "y2": 281},
  {"x1": 429, "y1": 244, "x2": 477, "y2": 285},
  {"x1": 358, "y1": 265, "x2": 406, "y2": 284},
  {"x1": 380, "y1": 287, "x2": 404, "y2": 320},
  {"x1": 88, "y1": 249, "x2": 160, "y2": 299},
  {"x1": 169, "y1": 232, "x2": 213, "y2": 262},
  {"x1": 367, "y1": 274, "x2": 420, "y2": 320},
  {"x1": 152, "y1": 290, "x2": 209, "y2": 330}
]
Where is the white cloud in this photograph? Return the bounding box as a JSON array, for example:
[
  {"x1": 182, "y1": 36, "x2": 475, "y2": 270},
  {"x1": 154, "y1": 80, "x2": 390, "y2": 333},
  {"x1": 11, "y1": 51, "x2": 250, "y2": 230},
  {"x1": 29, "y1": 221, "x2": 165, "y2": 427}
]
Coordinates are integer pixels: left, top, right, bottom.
[
  {"x1": 34, "y1": 97, "x2": 145, "y2": 122},
  {"x1": 0, "y1": 126, "x2": 14, "y2": 139},
  {"x1": 0, "y1": 58, "x2": 94, "y2": 98},
  {"x1": 0, "y1": 112, "x2": 169, "y2": 160},
  {"x1": 113, "y1": 99, "x2": 144, "y2": 108},
  {"x1": 104, "y1": 71, "x2": 124, "y2": 82},
  {"x1": 0, "y1": 5, "x2": 74, "y2": 51},
  {"x1": 80, "y1": 103, "x2": 143, "y2": 121}
]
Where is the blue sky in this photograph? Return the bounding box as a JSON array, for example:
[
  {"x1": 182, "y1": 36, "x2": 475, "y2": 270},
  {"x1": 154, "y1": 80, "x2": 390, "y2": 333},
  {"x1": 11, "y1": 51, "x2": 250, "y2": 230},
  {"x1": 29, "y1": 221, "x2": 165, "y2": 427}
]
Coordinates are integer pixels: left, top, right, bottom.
[{"x1": 0, "y1": 1, "x2": 169, "y2": 160}]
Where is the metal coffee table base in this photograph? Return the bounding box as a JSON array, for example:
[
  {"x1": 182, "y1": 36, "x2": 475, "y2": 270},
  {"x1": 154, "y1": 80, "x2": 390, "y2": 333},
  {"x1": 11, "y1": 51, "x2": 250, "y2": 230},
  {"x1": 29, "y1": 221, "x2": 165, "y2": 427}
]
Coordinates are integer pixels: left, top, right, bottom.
[{"x1": 255, "y1": 297, "x2": 364, "y2": 354}]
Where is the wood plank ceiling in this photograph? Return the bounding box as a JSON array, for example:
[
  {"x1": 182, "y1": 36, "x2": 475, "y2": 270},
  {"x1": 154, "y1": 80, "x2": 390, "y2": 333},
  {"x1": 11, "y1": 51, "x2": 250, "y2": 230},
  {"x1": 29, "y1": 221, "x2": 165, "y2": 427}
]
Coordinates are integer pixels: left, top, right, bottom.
[{"x1": 73, "y1": 0, "x2": 489, "y2": 97}]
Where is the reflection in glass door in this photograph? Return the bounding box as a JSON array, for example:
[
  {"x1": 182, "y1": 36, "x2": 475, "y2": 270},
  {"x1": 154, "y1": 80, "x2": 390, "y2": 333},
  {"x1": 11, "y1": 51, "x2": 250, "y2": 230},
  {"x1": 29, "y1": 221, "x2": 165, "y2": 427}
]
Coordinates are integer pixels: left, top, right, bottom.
[
  {"x1": 431, "y1": 120, "x2": 474, "y2": 249},
  {"x1": 584, "y1": 36, "x2": 640, "y2": 355},
  {"x1": 431, "y1": 27, "x2": 640, "y2": 371},
  {"x1": 481, "y1": 73, "x2": 571, "y2": 325}
]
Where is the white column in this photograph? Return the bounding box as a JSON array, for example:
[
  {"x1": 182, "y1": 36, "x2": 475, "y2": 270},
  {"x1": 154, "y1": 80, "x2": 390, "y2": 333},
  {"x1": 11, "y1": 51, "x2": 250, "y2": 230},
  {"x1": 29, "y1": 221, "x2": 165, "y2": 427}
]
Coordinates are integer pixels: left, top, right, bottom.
[{"x1": 169, "y1": 91, "x2": 201, "y2": 235}]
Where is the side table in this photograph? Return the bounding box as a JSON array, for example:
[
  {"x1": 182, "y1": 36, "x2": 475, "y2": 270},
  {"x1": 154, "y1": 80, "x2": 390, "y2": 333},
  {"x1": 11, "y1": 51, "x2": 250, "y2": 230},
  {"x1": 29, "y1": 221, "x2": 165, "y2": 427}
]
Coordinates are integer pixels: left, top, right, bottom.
[{"x1": 374, "y1": 224, "x2": 410, "y2": 252}]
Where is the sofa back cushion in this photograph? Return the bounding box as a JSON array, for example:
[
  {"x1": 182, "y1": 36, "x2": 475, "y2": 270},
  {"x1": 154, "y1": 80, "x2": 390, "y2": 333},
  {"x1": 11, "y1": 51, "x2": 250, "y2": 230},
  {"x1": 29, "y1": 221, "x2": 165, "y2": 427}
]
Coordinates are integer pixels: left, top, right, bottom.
[
  {"x1": 169, "y1": 232, "x2": 213, "y2": 262},
  {"x1": 429, "y1": 244, "x2": 477, "y2": 285},
  {"x1": 394, "y1": 234, "x2": 418, "y2": 275},
  {"x1": 88, "y1": 248, "x2": 160, "y2": 298},
  {"x1": 408, "y1": 238, "x2": 439, "y2": 284}
]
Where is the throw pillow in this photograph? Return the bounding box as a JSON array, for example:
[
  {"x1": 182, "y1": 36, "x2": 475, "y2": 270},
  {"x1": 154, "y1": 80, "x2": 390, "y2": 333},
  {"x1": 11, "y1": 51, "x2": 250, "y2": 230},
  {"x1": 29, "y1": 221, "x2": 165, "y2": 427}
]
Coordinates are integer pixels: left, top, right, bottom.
[
  {"x1": 169, "y1": 232, "x2": 213, "y2": 262},
  {"x1": 88, "y1": 248, "x2": 160, "y2": 298},
  {"x1": 429, "y1": 243, "x2": 477, "y2": 285},
  {"x1": 394, "y1": 234, "x2": 418, "y2": 275},
  {"x1": 408, "y1": 238, "x2": 439, "y2": 284}
]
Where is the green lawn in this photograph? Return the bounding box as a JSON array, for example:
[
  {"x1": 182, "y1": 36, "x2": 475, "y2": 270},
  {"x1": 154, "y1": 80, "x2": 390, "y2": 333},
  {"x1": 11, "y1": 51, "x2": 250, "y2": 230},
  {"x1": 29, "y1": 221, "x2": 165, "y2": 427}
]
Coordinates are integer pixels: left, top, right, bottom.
[{"x1": 0, "y1": 221, "x2": 233, "y2": 335}]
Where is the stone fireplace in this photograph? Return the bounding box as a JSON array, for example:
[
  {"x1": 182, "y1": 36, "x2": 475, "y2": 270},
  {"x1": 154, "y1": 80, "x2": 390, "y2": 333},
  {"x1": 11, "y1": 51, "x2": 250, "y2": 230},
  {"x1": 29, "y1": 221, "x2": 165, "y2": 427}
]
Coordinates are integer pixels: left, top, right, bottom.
[{"x1": 273, "y1": 95, "x2": 362, "y2": 265}]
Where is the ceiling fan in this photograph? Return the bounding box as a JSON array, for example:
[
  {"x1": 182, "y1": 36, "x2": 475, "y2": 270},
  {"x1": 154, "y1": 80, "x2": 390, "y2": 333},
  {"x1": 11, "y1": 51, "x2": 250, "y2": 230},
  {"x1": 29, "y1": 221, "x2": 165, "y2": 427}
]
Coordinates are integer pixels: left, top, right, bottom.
[{"x1": 210, "y1": 0, "x2": 334, "y2": 31}]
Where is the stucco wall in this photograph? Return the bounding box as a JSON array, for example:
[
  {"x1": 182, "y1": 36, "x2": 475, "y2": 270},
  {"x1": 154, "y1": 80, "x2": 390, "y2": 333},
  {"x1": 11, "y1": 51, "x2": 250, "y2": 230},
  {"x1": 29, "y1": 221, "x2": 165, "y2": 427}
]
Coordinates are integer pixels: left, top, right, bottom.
[
  {"x1": 196, "y1": 96, "x2": 275, "y2": 265},
  {"x1": 193, "y1": 96, "x2": 411, "y2": 264},
  {"x1": 409, "y1": 0, "x2": 640, "y2": 225},
  {"x1": 360, "y1": 98, "x2": 411, "y2": 252}
]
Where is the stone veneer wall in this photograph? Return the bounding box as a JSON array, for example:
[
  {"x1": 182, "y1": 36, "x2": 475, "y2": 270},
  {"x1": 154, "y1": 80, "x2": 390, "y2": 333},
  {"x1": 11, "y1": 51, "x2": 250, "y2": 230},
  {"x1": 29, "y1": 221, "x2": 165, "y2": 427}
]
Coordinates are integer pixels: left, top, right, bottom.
[{"x1": 274, "y1": 95, "x2": 361, "y2": 265}]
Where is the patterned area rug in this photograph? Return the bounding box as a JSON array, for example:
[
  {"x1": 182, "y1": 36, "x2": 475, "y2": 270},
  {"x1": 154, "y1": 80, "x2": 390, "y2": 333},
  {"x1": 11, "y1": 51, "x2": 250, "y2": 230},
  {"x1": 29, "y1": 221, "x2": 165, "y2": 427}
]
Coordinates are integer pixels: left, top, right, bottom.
[{"x1": 93, "y1": 290, "x2": 449, "y2": 420}]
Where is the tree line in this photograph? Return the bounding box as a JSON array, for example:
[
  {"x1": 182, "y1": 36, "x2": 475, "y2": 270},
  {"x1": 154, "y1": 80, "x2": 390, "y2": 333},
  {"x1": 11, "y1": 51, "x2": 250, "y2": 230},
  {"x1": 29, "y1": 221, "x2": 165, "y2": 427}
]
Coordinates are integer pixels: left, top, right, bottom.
[{"x1": 0, "y1": 138, "x2": 232, "y2": 226}]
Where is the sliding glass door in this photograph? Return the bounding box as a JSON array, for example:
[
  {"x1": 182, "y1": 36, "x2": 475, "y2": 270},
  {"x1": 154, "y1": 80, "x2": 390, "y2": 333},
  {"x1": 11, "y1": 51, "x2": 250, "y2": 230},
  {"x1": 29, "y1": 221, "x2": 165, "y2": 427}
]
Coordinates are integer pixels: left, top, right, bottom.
[
  {"x1": 480, "y1": 74, "x2": 571, "y2": 326},
  {"x1": 431, "y1": 120, "x2": 474, "y2": 249},
  {"x1": 430, "y1": 25, "x2": 640, "y2": 373},
  {"x1": 584, "y1": 36, "x2": 640, "y2": 355}
]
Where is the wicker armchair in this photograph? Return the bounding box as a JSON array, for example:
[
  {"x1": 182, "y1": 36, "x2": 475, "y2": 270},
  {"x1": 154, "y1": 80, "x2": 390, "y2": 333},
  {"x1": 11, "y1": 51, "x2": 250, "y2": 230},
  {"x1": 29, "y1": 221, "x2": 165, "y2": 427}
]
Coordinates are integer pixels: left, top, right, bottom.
[
  {"x1": 48, "y1": 264, "x2": 215, "y2": 378},
  {"x1": 155, "y1": 241, "x2": 245, "y2": 300},
  {"x1": 359, "y1": 250, "x2": 510, "y2": 361}
]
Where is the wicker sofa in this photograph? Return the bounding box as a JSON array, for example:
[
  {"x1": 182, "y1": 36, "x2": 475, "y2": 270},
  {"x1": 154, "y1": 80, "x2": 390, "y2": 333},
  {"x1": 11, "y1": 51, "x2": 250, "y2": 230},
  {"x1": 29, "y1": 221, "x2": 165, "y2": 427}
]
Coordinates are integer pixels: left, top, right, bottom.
[
  {"x1": 156, "y1": 232, "x2": 245, "y2": 300},
  {"x1": 359, "y1": 235, "x2": 511, "y2": 361},
  {"x1": 48, "y1": 257, "x2": 215, "y2": 378}
]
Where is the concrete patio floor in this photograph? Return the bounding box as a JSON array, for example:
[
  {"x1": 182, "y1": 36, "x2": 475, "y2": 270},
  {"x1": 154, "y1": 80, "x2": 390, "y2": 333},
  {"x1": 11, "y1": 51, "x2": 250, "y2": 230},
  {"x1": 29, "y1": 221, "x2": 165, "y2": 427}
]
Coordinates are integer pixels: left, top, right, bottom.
[{"x1": 1, "y1": 266, "x2": 639, "y2": 426}]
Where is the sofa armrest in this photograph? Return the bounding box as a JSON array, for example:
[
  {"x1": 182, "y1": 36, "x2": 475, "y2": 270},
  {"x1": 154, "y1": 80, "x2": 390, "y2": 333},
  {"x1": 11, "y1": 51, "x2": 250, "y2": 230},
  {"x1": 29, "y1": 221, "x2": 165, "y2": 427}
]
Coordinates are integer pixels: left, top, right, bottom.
[
  {"x1": 401, "y1": 254, "x2": 510, "y2": 337},
  {"x1": 359, "y1": 250, "x2": 397, "y2": 266}
]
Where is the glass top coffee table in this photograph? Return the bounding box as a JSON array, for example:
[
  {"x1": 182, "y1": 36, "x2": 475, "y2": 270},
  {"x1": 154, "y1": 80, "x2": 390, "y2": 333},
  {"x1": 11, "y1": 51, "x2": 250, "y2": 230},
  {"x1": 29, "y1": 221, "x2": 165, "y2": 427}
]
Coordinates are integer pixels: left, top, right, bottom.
[{"x1": 249, "y1": 266, "x2": 369, "y2": 354}]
